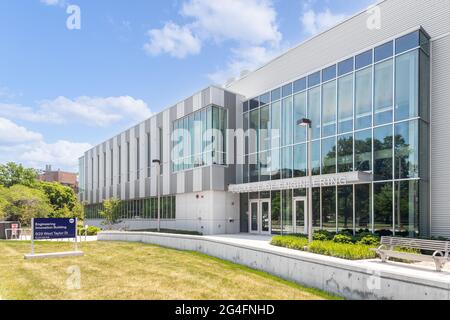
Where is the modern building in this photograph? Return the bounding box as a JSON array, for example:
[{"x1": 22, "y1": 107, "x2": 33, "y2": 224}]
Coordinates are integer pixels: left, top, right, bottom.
[
  {"x1": 39, "y1": 165, "x2": 78, "y2": 191},
  {"x1": 79, "y1": 0, "x2": 450, "y2": 238}
]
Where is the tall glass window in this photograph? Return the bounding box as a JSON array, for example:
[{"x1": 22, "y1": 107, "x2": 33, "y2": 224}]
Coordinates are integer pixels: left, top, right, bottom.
[
  {"x1": 374, "y1": 125, "x2": 393, "y2": 181},
  {"x1": 338, "y1": 185, "x2": 353, "y2": 231},
  {"x1": 282, "y1": 97, "x2": 293, "y2": 146},
  {"x1": 293, "y1": 143, "x2": 307, "y2": 177},
  {"x1": 395, "y1": 180, "x2": 419, "y2": 237},
  {"x1": 281, "y1": 146, "x2": 293, "y2": 179},
  {"x1": 355, "y1": 67, "x2": 372, "y2": 129},
  {"x1": 308, "y1": 87, "x2": 321, "y2": 139},
  {"x1": 282, "y1": 189, "x2": 293, "y2": 233},
  {"x1": 374, "y1": 182, "x2": 393, "y2": 233},
  {"x1": 337, "y1": 133, "x2": 353, "y2": 172},
  {"x1": 395, "y1": 120, "x2": 418, "y2": 179},
  {"x1": 322, "y1": 187, "x2": 336, "y2": 230},
  {"x1": 354, "y1": 129, "x2": 372, "y2": 172},
  {"x1": 293, "y1": 92, "x2": 307, "y2": 143},
  {"x1": 311, "y1": 140, "x2": 321, "y2": 176},
  {"x1": 271, "y1": 101, "x2": 281, "y2": 151},
  {"x1": 260, "y1": 105, "x2": 270, "y2": 152},
  {"x1": 321, "y1": 137, "x2": 336, "y2": 174},
  {"x1": 374, "y1": 59, "x2": 393, "y2": 125},
  {"x1": 271, "y1": 191, "x2": 281, "y2": 234},
  {"x1": 322, "y1": 81, "x2": 337, "y2": 137},
  {"x1": 338, "y1": 74, "x2": 353, "y2": 133},
  {"x1": 395, "y1": 50, "x2": 419, "y2": 121},
  {"x1": 355, "y1": 184, "x2": 371, "y2": 231}
]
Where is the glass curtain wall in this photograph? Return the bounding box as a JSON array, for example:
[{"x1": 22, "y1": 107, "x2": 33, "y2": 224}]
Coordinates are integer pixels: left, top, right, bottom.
[{"x1": 240, "y1": 30, "x2": 429, "y2": 237}]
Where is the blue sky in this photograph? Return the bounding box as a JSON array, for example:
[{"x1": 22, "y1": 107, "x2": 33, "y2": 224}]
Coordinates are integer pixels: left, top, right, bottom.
[{"x1": 0, "y1": 0, "x2": 375, "y2": 172}]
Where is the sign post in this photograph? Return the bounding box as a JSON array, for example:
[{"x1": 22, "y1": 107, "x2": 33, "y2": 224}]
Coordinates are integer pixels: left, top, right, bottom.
[{"x1": 24, "y1": 218, "x2": 83, "y2": 260}]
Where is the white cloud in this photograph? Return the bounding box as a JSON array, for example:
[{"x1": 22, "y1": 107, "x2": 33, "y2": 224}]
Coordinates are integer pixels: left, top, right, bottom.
[
  {"x1": 144, "y1": 22, "x2": 201, "y2": 58},
  {"x1": 0, "y1": 117, "x2": 91, "y2": 171},
  {"x1": 0, "y1": 117, "x2": 42, "y2": 144},
  {"x1": 0, "y1": 96, "x2": 152, "y2": 127},
  {"x1": 301, "y1": 8, "x2": 347, "y2": 36},
  {"x1": 181, "y1": 0, "x2": 281, "y2": 46},
  {"x1": 20, "y1": 140, "x2": 91, "y2": 170},
  {"x1": 144, "y1": 0, "x2": 281, "y2": 60},
  {"x1": 208, "y1": 45, "x2": 285, "y2": 85},
  {"x1": 40, "y1": 0, "x2": 65, "y2": 6}
]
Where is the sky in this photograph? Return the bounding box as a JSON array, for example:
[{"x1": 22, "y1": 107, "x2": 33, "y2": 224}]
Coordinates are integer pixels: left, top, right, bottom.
[{"x1": 0, "y1": 0, "x2": 376, "y2": 172}]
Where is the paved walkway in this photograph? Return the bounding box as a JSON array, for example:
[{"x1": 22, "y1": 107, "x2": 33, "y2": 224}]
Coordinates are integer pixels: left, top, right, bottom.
[{"x1": 203, "y1": 233, "x2": 450, "y2": 284}]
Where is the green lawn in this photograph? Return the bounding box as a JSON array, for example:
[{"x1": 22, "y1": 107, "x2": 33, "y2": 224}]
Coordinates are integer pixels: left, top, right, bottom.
[{"x1": 0, "y1": 241, "x2": 339, "y2": 300}]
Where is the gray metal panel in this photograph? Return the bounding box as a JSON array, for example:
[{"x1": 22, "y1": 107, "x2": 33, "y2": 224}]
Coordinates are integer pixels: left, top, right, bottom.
[
  {"x1": 430, "y1": 35, "x2": 450, "y2": 238},
  {"x1": 202, "y1": 167, "x2": 210, "y2": 190},
  {"x1": 125, "y1": 182, "x2": 130, "y2": 200},
  {"x1": 145, "y1": 178, "x2": 151, "y2": 197},
  {"x1": 202, "y1": 88, "x2": 210, "y2": 108},
  {"x1": 185, "y1": 170, "x2": 193, "y2": 193},
  {"x1": 170, "y1": 105, "x2": 177, "y2": 122},
  {"x1": 134, "y1": 180, "x2": 139, "y2": 198},
  {"x1": 185, "y1": 96, "x2": 193, "y2": 115},
  {"x1": 227, "y1": 0, "x2": 450, "y2": 98},
  {"x1": 170, "y1": 174, "x2": 177, "y2": 195}
]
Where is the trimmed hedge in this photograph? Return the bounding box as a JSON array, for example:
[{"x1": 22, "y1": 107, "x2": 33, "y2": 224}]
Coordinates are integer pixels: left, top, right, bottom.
[{"x1": 271, "y1": 235, "x2": 377, "y2": 260}]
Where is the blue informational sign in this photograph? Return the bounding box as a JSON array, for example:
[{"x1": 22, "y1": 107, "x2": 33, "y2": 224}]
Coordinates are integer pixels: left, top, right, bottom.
[{"x1": 33, "y1": 218, "x2": 77, "y2": 240}]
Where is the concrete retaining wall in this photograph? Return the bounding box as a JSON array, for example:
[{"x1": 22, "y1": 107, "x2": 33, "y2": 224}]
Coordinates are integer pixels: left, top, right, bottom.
[{"x1": 98, "y1": 231, "x2": 450, "y2": 300}]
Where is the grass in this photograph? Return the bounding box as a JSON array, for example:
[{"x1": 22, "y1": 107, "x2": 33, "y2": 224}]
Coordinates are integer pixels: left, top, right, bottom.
[
  {"x1": 0, "y1": 240, "x2": 339, "y2": 300},
  {"x1": 271, "y1": 235, "x2": 377, "y2": 260}
]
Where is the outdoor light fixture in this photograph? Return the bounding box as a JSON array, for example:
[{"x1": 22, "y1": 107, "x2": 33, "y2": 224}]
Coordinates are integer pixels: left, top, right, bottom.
[{"x1": 297, "y1": 118, "x2": 313, "y2": 243}]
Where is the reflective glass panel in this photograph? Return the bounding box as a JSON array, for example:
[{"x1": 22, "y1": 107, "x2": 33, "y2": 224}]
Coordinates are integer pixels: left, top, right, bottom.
[
  {"x1": 337, "y1": 133, "x2": 353, "y2": 173},
  {"x1": 308, "y1": 87, "x2": 321, "y2": 139},
  {"x1": 395, "y1": 50, "x2": 419, "y2": 121},
  {"x1": 355, "y1": 129, "x2": 372, "y2": 172},
  {"x1": 294, "y1": 92, "x2": 307, "y2": 143},
  {"x1": 338, "y1": 74, "x2": 353, "y2": 133},
  {"x1": 322, "y1": 80, "x2": 337, "y2": 137},
  {"x1": 395, "y1": 120, "x2": 418, "y2": 179},
  {"x1": 374, "y1": 125, "x2": 393, "y2": 181},
  {"x1": 374, "y1": 59, "x2": 393, "y2": 125},
  {"x1": 322, "y1": 137, "x2": 336, "y2": 174},
  {"x1": 355, "y1": 67, "x2": 372, "y2": 129},
  {"x1": 374, "y1": 182, "x2": 393, "y2": 233}
]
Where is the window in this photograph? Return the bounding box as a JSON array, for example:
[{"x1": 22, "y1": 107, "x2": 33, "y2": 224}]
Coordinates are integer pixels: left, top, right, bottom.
[
  {"x1": 308, "y1": 86, "x2": 321, "y2": 139},
  {"x1": 281, "y1": 97, "x2": 293, "y2": 146},
  {"x1": 338, "y1": 186, "x2": 353, "y2": 231},
  {"x1": 355, "y1": 67, "x2": 372, "y2": 129},
  {"x1": 338, "y1": 74, "x2": 353, "y2": 133},
  {"x1": 355, "y1": 50, "x2": 372, "y2": 69},
  {"x1": 396, "y1": 31, "x2": 419, "y2": 54},
  {"x1": 321, "y1": 137, "x2": 336, "y2": 174},
  {"x1": 260, "y1": 92, "x2": 270, "y2": 106},
  {"x1": 395, "y1": 50, "x2": 419, "y2": 121},
  {"x1": 271, "y1": 191, "x2": 281, "y2": 234},
  {"x1": 322, "y1": 64, "x2": 336, "y2": 82},
  {"x1": 322, "y1": 187, "x2": 336, "y2": 230},
  {"x1": 322, "y1": 80, "x2": 337, "y2": 137},
  {"x1": 294, "y1": 92, "x2": 307, "y2": 143},
  {"x1": 374, "y1": 59, "x2": 393, "y2": 125},
  {"x1": 308, "y1": 71, "x2": 321, "y2": 88},
  {"x1": 374, "y1": 125, "x2": 393, "y2": 181},
  {"x1": 355, "y1": 184, "x2": 371, "y2": 230},
  {"x1": 355, "y1": 129, "x2": 372, "y2": 172},
  {"x1": 97, "y1": 154, "x2": 100, "y2": 188},
  {"x1": 374, "y1": 182, "x2": 393, "y2": 232},
  {"x1": 271, "y1": 101, "x2": 281, "y2": 150},
  {"x1": 337, "y1": 133, "x2": 353, "y2": 173},
  {"x1": 282, "y1": 189, "x2": 293, "y2": 233},
  {"x1": 293, "y1": 143, "x2": 307, "y2": 177},
  {"x1": 374, "y1": 41, "x2": 393, "y2": 62},
  {"x1": 249, "y1": 98, "x2": 259, "y2": 110},
  {"x1": 260, "y1": 105, "x2": 270, "y2": 151},
  {"x1": 293, "y1": 78, "x2": 306, "y2": 93},
  {"x1": 243, "y1": 101, "x2": 249, "y2": 112},
  {"x1": 281, "y1": 146, "x2": 292, "y2": 179},
  {"x1": 282, "y1": 83, "x2": 292, "y2": 98},
  {"x1": 338, "y1": 57, "x2": 354, "y2": 76},
  {"x1": 394, "y1": 180, "x2": 419, "y2": 236},
  {"x1": 311, "y1": 140, "x2": 321, "y2": 176},
  {"x1": 249, "y1": 108, "x2": 259, "y2": 154},
  {"x1": 259, "y1": 151, "x2": 270, "y2": 181},
  {"x1": 271, "y1": 88, "x2": 281, "y2": 101},
  {"x1": 395, "y1": 120, "x2": 418, "y2": 179}
]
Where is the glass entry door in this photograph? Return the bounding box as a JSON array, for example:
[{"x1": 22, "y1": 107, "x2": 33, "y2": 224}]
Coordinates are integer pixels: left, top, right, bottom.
[
  {"x1": 249, "y1": 200, "x2": 271, "y2": 234},
  {"x1": 293, "y1": 197, "x2": 307, "y2": 234}
]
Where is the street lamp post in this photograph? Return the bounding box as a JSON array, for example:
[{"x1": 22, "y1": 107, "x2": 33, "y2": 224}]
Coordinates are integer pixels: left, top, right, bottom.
[
  {"x1": 297, "y1": 118, "x2": 313, "y2": 243},
  {"x1": 152, "y1": 159, "x2": 161, "y2": 232}
]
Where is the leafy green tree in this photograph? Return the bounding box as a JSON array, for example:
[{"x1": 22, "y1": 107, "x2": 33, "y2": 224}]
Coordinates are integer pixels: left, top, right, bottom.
[
  {"x1": 100, "y1": 198, "x2": 122, "y2": 229},
  {"x1": 0, "y1": 162, "x2": 37, "y2": 188},
  {"x1": 0, "y1": 185, "x2": 8, "y2": 220},
  {"x1": 2, "y1": 185, "x2": 53, "y2": 225},
  {"x1": 38, "y1": 181, "x2": 83, "y2": 219}
]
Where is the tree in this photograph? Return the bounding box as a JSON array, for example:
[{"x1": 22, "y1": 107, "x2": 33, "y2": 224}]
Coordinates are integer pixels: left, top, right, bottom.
[
  {"x1": 2, "y1": 185, "x2": 53, "y2": 225},
  {"x1": 38, "y1": 181, "x2": 83, "y2": 220},
  {"x1": 0, "y1": 162, "x2": 37, "y2": 188},
  {"x1": 0, "y1": 185, "x2": 8, "y2": 220},
  {"x1": 100, "y1": 198, "x2": 122, "y2": 230}
]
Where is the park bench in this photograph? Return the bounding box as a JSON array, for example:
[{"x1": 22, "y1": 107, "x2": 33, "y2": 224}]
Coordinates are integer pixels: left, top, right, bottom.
[{"x1": 372, "y1": 236, "x2": 450, "y2": 272}]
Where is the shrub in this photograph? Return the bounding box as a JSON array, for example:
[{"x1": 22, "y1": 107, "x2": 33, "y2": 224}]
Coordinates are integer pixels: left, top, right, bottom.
[
  {"x1": 313, "y1": 233, "x2": 328, "y2": 241},
  {"x1": 308, "y1": 241, "x2": 376, "y2": 260},
  {"x1": 357, "y1": 235, "x2": 380, "y2": 246},
  {"x1": 314, "y1": 230, "x2": 334, "y2": 240},
  {"x1": 271, "y1": 236, "x2": 308, "y2": 250},
  {"x1": 332, "y1": 234, "x2": 353, "y2": 244}
]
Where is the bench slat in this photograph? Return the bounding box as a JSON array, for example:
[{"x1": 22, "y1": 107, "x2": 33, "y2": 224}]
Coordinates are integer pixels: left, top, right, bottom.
[{"x1": 380, "y1": 237, "x2": 449, "y2": 252}]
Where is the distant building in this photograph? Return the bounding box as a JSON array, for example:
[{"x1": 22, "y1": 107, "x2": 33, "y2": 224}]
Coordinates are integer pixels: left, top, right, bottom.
[{"x1": 38, "y1": 165, "x2": 78, "y2": 191}]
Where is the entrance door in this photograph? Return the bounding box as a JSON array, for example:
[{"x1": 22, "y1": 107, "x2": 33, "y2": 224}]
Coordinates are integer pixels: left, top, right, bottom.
[
  {"x1": 293, "y1": 197, "x2": 307, "y2": 234},
  {"x1": 249, "y1": 200, "x2": 271, "y2": 234}
]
